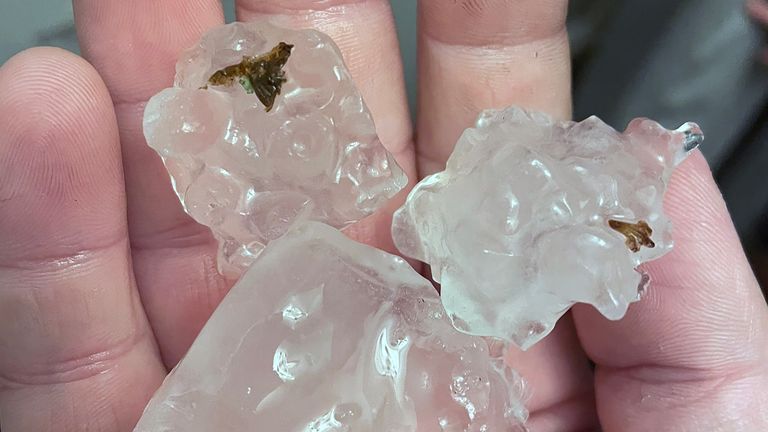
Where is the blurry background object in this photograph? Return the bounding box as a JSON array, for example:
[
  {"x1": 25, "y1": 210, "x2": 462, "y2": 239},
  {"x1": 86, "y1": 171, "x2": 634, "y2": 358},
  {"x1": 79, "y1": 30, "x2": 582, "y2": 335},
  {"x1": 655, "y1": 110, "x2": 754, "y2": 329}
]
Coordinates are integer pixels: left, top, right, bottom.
[
  {"x1": 0, "y1": 0, "x2": 765, "y2": 290},
  {"x1": 570, "y1": 0, "x2": 768, "y2": 291},
  {"x1": 0, "y1": 2, "x2": 78, "y2": 61},
  {"x1": 573, "y1": 0, "x2": 768, "y2": 169},
  {"x1": 747, "y1": 0, "x2": 768, "y2": 64}
]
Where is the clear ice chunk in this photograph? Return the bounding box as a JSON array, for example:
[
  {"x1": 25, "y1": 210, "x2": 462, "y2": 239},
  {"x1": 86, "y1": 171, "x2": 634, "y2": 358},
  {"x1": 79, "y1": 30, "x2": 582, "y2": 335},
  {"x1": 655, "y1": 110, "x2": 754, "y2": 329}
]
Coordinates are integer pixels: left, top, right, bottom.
[
  {"x1": 392, "y1": 106, "x2": 703, "y2": 349},
  {"x1": 143, "y1": 21, "x2": 407, "y2": 277},
  {"x1": 133, "y1": 222, "x2": 527, "y2": 431}
]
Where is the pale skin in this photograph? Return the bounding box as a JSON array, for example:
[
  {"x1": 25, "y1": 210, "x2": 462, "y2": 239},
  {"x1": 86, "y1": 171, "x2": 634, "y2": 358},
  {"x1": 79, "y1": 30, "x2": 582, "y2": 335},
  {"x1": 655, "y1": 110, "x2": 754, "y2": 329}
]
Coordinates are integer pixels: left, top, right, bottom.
[{"x1": 0, "y1": 1, "x2": 767, "y2": 430}]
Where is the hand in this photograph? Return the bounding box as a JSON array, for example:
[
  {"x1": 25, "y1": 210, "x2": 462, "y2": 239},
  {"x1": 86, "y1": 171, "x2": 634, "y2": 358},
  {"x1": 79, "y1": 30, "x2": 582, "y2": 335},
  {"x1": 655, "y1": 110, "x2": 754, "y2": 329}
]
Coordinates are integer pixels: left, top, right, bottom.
[{"x1": 1, "y1": 2, "x2": 766, "y2": 431}]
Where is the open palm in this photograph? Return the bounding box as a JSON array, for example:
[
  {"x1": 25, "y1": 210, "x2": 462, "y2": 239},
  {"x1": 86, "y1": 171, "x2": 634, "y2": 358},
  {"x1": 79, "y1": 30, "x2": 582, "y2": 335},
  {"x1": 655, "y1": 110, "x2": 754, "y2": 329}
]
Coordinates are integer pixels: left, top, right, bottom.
[{"x1": 1, "y1": 1, "x2": 767, "y2": 431}]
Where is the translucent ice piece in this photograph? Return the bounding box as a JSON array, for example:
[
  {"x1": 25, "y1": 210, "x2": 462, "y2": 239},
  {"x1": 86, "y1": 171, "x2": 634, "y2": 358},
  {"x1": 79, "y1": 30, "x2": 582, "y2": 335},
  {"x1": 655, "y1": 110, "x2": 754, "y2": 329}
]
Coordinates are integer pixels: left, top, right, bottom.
[
  {"x1": 134, "y1": 222, "x2": 527, "y2": 432},
  {"x1": 143, "y1": 21, "x2": 407, "y2": 277},
  {"x1": 392, "y1": 106, "x2": 703, "y2": 349}
]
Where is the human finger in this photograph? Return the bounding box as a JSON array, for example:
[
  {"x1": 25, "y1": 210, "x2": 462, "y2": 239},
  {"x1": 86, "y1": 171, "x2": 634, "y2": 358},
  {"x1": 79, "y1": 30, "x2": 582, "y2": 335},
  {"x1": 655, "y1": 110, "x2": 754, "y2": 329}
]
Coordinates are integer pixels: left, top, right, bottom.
[
  {"x1": 573, "y1": 152, "x2": 768, "y2": 430},
  {"x1": 73, "y1": 0, "x2": 231, "y2": 367},
  {"x1": 0, "y1": 48, "x2": 166, "y2": 431}
]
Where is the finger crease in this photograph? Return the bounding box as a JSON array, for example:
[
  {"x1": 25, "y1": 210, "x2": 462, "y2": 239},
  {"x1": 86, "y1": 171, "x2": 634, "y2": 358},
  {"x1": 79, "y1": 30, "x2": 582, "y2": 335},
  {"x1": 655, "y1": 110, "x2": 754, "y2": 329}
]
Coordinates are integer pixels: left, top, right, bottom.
[
  {"x1": 113, "y1": 96, "x2": 151, "y2": 111},
  {"x1": 0, "y1": 233, "x2": 128, "y2": 273},
  {"x1": 0, "y1": 326, "x2": 149, "y2": 389},
  {"x1": 130, "y1": 218, "x2": 214, "y2": 251},
  {"x1": 236, "y1": 0, "x2": 374, "y2": 15},
  {"x1": 599, "y1": 359, "x2": 764, "y2": 387},
  {"x1": 422, "y1": 26, "x2": 568, "y2": 51}
]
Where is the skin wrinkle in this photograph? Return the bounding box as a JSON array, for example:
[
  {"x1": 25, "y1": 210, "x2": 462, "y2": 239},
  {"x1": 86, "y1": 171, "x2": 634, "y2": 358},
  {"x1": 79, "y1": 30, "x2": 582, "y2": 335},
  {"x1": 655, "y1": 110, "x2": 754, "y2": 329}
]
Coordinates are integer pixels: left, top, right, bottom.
[
  {"x1": 420, "y1": 33, "x2": 571, "y2": 98},
  {"x1": 420, "y1": 0, "x2": 568, "y2": 46},
  {"x1": 0, "y1": 242, "x2": 146, "y2": 384},
  {"x1": 579, "y1": 271, "x2": 762, "y2": 371},
  {"x1": 601, "y1": 359, "x2": 763, "y2": 388},
  {"x1": 596, "y1": 366, "x2": 768, "y2": 431},
  {"x1": 0, "y1": 325, "x2": 148, "y2": 388},
  {"x1": 1, "y1": 345, "x2": 164, "y2": 432},
  {"x1": 237, "y1": 0, "x2": 367, "y2": 13},
  {"x1": 417, "y1": 30, "x2": 572, "y2": 176},
  {"x1": 0, "y1": 235, "x2": 126, "y2": 272},
  {"x1": 129, "y1": 217, "x2": 215, "y2": 251},
  {"x1": 417, "y1": 0, "x2": 572, "y2": 151}
]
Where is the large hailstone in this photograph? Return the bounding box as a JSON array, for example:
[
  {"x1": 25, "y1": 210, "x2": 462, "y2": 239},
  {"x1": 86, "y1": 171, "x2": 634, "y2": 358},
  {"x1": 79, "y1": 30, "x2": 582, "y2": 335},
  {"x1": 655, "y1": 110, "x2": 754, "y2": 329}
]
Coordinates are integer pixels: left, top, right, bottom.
[
  {"x1": 392, "y1": 107, "x2": 703, "y2": 349},
  {"x1": 143, "y1": 21, "x2": 407, "y2": 277},
  {"x1": 134, "y1": 222, "x2": 528, "y2": 432}
]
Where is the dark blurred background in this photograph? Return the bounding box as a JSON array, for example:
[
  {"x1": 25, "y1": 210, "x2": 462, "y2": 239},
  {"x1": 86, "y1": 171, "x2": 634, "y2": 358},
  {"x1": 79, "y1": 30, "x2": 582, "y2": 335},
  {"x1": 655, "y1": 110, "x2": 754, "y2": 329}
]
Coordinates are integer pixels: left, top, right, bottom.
[
  {"x1": 567, "y1": 0, "x2": 768, "y2": 293},
  {"x1": 1, "y1": 0, "x2": 766, "y2": 289}
]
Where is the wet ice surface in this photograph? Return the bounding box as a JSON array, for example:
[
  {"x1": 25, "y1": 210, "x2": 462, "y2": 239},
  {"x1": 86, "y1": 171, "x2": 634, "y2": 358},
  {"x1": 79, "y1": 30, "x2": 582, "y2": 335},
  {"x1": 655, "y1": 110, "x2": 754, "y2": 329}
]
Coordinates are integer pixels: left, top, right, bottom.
[
  {"x1": 393, "y1": 106, "x2": 702, "y2": 349},
  {"x1": 140, "y1": 19, "x2": 705, "y2": 430},
  {"x1": 134, "y1": 222, "x2": 527, "y2": 432},
  {"x1": 143, "y1": 21, "x2": 406, "y2": 278}
]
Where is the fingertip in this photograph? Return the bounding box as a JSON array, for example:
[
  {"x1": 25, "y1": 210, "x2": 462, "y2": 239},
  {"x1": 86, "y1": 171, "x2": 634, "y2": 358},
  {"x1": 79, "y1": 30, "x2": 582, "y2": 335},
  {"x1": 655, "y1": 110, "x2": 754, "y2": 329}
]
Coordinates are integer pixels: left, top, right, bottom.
[
  {"x1": 575, "y1": 147, "x2": 765, "y2": 367},
  {"x1": 0, "y1": 46, "x2": 124, "y2": 261},
  {"x1": 1, "y1": 46, "x2": 110, "y2": 100},
  {"x1": 0, "y1": 46, "x2": 119, "y2": 160}
]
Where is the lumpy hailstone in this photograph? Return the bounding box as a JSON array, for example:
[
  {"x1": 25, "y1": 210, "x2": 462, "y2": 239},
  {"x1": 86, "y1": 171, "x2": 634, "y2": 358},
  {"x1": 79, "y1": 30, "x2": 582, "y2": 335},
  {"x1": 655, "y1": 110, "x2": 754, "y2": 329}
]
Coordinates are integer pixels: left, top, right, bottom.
[
  {"x1": 143, "y1": 22, "x2": 407, "y2": 277},
  {"x1": 392, "y1": 107, "x2": 703, "y2": 349},
  {"x1": 134, "y1": 222, "x2": 527, "y2": 432}
]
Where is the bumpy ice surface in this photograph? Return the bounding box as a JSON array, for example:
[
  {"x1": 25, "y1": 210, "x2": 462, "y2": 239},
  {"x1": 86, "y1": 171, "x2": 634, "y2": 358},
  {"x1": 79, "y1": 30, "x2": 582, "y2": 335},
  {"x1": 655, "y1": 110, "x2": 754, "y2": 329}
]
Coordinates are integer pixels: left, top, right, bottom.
[
  {"x1": 392, "y1": 107, "x2": 703, "y2": 349},
  {"x1": 143, "y1": 21, "x2": 407, "y2": 277},
  {"x1": 134, "y1": 222, "x2": 527, "y2": 432}
]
